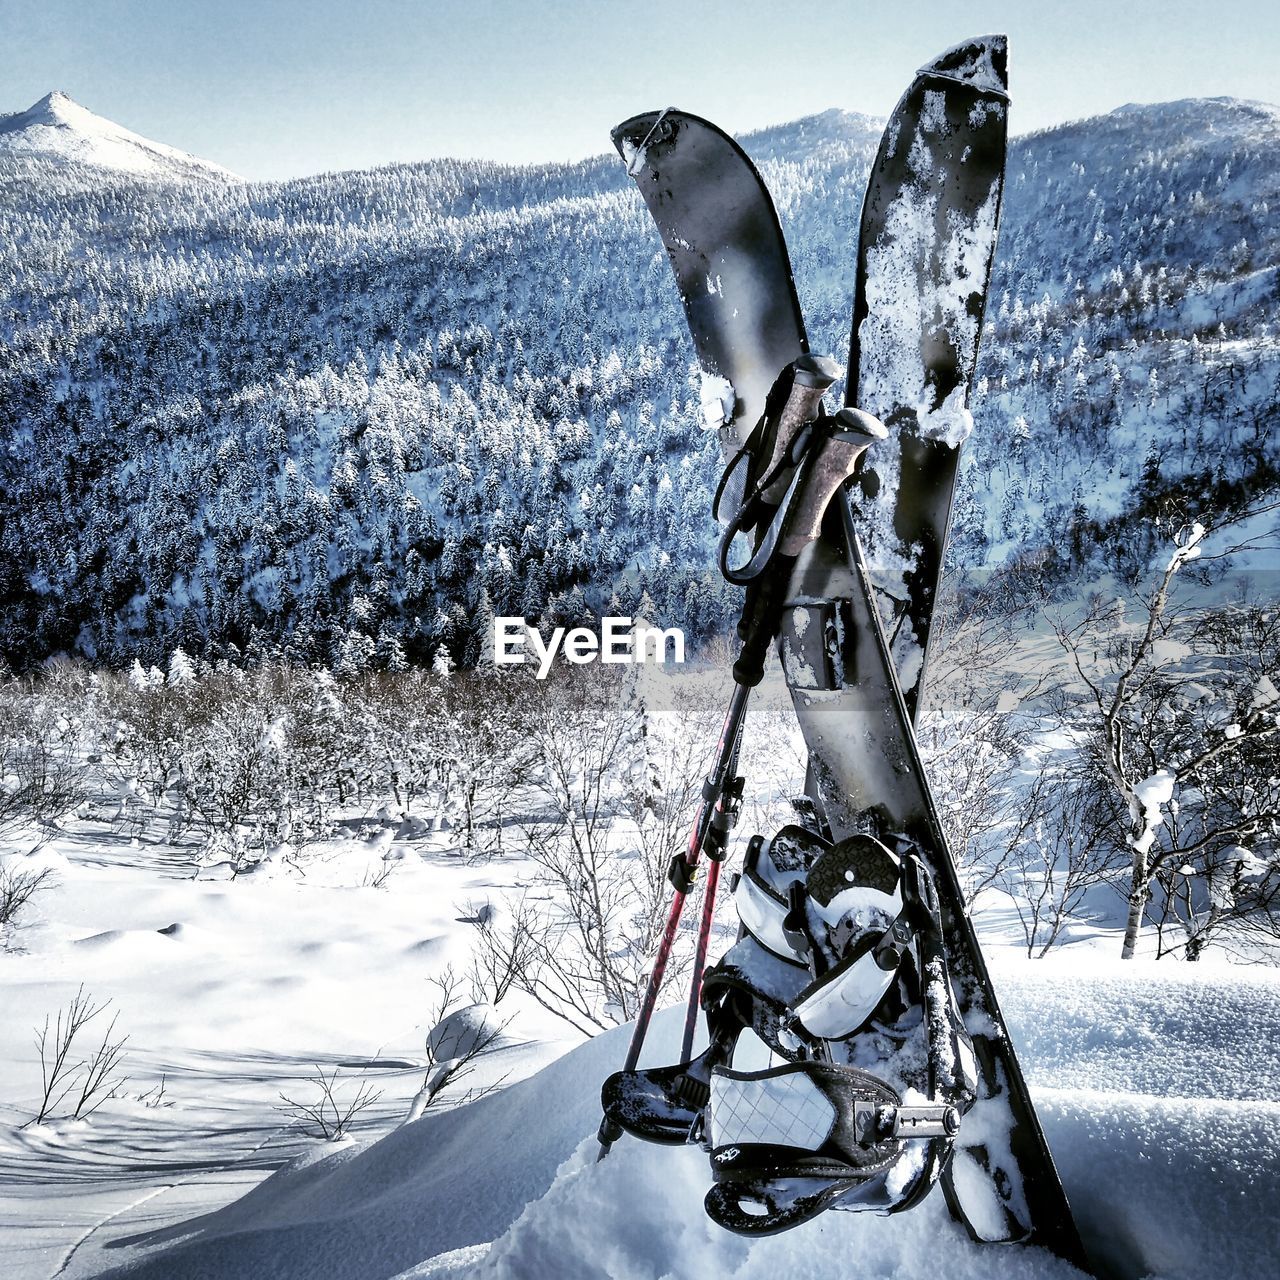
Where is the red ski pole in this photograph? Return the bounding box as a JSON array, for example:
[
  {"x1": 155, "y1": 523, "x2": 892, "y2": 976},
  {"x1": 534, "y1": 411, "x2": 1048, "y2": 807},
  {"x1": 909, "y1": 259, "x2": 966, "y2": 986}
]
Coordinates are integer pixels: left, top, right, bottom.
[{"x1": 597, "y1": 683, "x2": 748, "y2": 1157}]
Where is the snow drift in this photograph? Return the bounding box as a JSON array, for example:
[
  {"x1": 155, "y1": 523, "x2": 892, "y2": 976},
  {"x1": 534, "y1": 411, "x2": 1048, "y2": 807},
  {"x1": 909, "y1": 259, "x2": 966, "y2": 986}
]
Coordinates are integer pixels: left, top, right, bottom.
[{"x1": 90, "y1": 956, "x2": 1280, "y2": 1280}]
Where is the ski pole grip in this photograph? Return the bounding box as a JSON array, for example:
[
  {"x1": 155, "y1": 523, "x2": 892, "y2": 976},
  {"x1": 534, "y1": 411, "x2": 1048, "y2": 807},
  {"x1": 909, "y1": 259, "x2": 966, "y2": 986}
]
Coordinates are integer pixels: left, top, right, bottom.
[
  {"x1": 759, "y1": 355, "x2": 841, "y2": 506},
  {"x1": 778, "y1": 408, "x2": 887, "y2": 556}
]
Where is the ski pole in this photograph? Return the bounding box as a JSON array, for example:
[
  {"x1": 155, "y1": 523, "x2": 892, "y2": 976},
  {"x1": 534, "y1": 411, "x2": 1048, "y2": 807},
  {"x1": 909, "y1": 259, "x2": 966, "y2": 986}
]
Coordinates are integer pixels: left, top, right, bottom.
[
  {"x1": 597, "y1": 682, "x2": 750, "y2": 1157},
  {"x1": 680, "y1": 710, "x2": 747, "y2": 1061},
  {"x1": 598, "y1": 372, "x2": 884, "y2": 1159},
  {"x1": 599, "y1": 363, "x2": 841, "y2": 1159},
  {"x1": 681, "y1": 856, "x2": 721, "y2": 1060}
]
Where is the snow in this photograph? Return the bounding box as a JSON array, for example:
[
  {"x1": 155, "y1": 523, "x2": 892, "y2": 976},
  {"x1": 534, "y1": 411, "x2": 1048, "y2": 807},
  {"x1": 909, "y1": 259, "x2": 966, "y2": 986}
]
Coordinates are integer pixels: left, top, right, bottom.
[
  {"x1": 425, "y1": 1003, "x2": 504, "y2": 1065},
  {"x1": 0, "y1": 91, "x2": 241, "y2": 181},
  {"x1": 0, "y1": 819, "x2": 577, "y2": 1278},
  {"x1": 1165, "y1": 522, "x2": 1206, "y2": 573},
  {"x1": 1132, "y1": 769, "x2": 1176, "y2": 856},
  {"x1": 923, "y1": 36, "x2": 1008, "y2": 101},
  {"x1": 916, "y1": 388, "x2": 975, "y2": 448},
  {"x1": 1250, "y1": 675, "x2": 1279, "y2": 714},
  {"x1": 5, "y1": 794, "x2": 1277, "y2": 1280},
  {"x1": 698, "y1": 372, "x2": 736, "y2": 429},
  {"x1": 852, "y1": 72, "x2": 1002, "y2": 621},
  {"x1": 51, "y1": 959, "x2": 1279, "y2": 1280}
]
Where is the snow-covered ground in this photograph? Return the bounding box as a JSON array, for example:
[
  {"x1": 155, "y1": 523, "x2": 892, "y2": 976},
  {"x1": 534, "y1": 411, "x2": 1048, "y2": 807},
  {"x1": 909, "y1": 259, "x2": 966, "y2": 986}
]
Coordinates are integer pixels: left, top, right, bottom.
[
  {"x1": 0, "y1": 817, "x2": 578, "y2": 1280},
  {"x1": 2, "y1": 774, "x2": 1277, "y2": 1280}
]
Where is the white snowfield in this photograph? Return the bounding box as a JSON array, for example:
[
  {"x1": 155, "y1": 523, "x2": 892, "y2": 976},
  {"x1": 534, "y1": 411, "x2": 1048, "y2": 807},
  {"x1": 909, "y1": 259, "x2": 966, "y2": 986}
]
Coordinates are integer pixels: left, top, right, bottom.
[
  {"x1": 0, "y1": 92, "x2": 241, "y2": 181},
  {"x1": 2, "y1": 819, "x2": 1269, "y2": 1280},
  {"x1": 8, "y1": 923, "x2": 1273, "y2": 1280}
]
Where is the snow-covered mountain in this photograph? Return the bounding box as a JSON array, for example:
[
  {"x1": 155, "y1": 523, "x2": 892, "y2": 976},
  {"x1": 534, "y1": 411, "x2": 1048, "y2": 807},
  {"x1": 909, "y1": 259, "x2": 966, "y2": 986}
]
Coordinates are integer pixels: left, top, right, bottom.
[
  {"x1": 0, "y1": 91, "x2": 240, "y2": 182},
  {"x1": 0, "y1": 96, "x2": 1276, "y2": 671}
]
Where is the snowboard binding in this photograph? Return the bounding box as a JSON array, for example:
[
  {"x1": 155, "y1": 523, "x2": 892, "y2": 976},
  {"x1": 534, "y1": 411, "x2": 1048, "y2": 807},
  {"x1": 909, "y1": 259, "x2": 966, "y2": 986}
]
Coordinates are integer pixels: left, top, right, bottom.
[
  {"x1": 601, "y1": 825, "x2": 976, "y2": 1234},
  {"x1": 704, "y1": 1060, "x2": 955, "y2": 1235}
]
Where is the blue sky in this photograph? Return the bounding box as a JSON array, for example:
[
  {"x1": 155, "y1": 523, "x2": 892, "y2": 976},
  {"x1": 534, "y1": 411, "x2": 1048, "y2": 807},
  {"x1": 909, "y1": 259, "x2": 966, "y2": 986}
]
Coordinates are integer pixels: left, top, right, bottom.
[{"x1": 2, "y1": 0, "x2": 1277, "y2": 179}]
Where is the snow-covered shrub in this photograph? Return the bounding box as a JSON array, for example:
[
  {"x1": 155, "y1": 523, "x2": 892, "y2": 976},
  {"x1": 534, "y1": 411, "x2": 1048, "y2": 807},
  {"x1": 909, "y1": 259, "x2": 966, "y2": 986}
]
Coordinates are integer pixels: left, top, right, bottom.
[
  {"x1": 1052, "y1": 525, "x2": 1280, "y2": 959},
  {"x1": 0, "y1": 859, "x2": 54, "y2": 929},
  {"x1": 432, "y1": 668, "x2": 541, "y2": 855},
  {"x1": 0, "y1": 662, "x2": 93, "y2": 840},
  {"x1": 404, "y1": 967, "x2": 508, "y2": 1124},
  {"x1": 470, "y1": 668, "x2": 718, "y2": 1033}
]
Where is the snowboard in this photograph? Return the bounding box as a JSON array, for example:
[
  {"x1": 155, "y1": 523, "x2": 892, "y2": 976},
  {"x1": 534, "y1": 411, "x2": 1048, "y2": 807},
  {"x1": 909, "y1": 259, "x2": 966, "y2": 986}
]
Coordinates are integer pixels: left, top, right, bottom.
[{"x1": 613, "y1": 35, "x2": 1089, "y2": 1270}]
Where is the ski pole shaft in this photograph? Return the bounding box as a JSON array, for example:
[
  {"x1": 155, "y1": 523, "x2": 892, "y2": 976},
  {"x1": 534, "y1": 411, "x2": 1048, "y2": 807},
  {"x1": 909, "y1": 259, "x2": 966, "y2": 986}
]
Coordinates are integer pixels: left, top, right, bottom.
[
  {"x1": 626, "y1": 681, "x2": 748, "y2": 1073},
  {"x1": 678, "y1": 694, "x2": 749, "y2": 1059},
  {"x1": 597, "y1": 683, "x2": 751, "y2": 1157},
  {"x1": 681, "y1": 853, "x2": 721, "y2": 1061}
]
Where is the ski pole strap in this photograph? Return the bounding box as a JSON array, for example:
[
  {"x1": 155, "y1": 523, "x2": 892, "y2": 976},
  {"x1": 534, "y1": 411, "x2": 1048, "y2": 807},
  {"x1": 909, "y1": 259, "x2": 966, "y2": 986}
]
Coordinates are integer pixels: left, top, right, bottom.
[
  {"x1": 718, "y1": 354, "x2": 841, "y2": 586},
  {"x1": 719, "y1": 439, "x2": 813, "y2": 585}
]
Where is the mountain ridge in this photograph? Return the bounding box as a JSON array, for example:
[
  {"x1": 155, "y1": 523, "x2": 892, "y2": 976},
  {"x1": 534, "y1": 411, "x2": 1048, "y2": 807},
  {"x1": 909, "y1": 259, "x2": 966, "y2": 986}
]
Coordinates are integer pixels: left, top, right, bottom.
[
  {"x1": 6, "y1": 92, "x2": 1278, "y2": 189},
  {"x1": 0, "y1": 92, "x2": 1276, "y2": 670}
]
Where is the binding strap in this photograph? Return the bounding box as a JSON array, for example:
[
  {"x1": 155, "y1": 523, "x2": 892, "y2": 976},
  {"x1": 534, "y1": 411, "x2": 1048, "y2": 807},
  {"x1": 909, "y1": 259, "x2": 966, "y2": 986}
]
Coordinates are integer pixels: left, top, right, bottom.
[
  {"x1": 711, "y1": 362, "x2": 796, "y2": 526},
  {"x1": 733, "y1": 829, "x2": 925, "y2": 1040},
  {"x1": 704, "y1": 1061, "x2": 959, "y2": 1235}
]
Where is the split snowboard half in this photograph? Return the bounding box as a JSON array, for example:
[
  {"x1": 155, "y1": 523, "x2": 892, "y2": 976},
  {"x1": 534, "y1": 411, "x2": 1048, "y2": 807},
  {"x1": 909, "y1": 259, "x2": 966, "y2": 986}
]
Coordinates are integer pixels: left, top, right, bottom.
[{"x1": 601, "y1": 34, "x2": 1092, "y2": 1273}]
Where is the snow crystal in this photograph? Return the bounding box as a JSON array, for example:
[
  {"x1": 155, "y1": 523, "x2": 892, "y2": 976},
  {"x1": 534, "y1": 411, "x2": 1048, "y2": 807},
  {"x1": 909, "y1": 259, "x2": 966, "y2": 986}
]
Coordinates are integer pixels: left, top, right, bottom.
[{"x1": 968, "y1": 99, "x2": 1002, "y2": 130}]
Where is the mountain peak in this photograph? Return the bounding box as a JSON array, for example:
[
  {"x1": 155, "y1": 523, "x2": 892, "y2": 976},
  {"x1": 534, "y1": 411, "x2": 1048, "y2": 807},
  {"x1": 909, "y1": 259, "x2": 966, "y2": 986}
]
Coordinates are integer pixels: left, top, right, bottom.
[
  {"x1": 0, "y1": 90, "x2": 242, "y2": 182},
  {"x1": 35, "y1": 89, "x2": 77, "y2": 114}
]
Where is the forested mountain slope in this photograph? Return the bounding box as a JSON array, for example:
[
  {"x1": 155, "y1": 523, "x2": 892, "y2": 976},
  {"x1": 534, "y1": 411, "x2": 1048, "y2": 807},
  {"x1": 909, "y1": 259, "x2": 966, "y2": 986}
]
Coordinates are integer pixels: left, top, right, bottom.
[{"x1": 1, "y1": 94, "x2": 1276, "y2": 670}]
